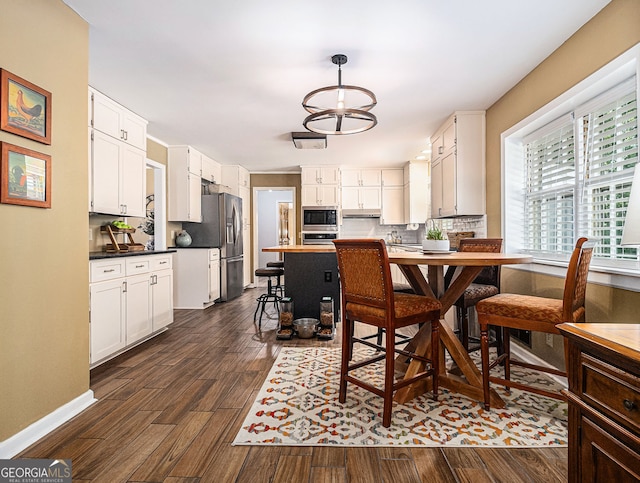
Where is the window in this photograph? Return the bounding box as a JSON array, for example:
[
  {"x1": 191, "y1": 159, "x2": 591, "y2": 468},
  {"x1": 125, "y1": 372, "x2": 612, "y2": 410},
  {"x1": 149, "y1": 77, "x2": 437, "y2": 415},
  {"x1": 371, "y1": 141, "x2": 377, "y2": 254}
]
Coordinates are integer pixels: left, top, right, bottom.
[
  {"x1": 505, "y1": 67, "x2": 639, "y2": 278},
  {"x1": 518, "y1": 81, "x2": 638, "y2": 267}
]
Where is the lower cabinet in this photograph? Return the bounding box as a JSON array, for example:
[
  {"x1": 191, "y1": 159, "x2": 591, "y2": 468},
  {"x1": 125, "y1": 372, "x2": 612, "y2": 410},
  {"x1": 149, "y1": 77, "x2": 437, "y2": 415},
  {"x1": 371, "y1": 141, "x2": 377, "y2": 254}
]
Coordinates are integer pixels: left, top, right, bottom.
[
  {"x1": 89, "y1": 253, "x2": 174, "y2": 366},
  {"x1": 173, "y1": 248, "x2": 221, "y2": 309}
]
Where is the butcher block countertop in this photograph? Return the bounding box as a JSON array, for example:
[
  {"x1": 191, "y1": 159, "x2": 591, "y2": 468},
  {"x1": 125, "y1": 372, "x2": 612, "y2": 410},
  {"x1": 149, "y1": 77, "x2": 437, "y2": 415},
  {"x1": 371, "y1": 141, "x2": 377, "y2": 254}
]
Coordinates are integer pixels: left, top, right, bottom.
[{"x1": 262, "y1": 244, "x2": 336, "y2": 253}]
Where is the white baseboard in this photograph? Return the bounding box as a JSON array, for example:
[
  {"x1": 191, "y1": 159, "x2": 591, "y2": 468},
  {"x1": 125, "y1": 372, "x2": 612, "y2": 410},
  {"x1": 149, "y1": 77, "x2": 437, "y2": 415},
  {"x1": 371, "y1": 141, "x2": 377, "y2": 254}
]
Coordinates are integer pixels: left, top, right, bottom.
[
  {"x1": 0, "y1": 390, "x2": 96, "y2": 459},
  {"x1": 510, "y1": 343, "x2": 567, "y2": 387}
]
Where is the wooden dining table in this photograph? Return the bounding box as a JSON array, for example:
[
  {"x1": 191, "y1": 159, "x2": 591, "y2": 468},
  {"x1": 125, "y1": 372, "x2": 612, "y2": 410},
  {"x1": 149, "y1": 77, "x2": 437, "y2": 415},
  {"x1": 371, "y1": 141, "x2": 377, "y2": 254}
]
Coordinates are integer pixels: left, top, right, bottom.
[{"x1": 388, "y1": 250, "x2": 532, "y2": 407}]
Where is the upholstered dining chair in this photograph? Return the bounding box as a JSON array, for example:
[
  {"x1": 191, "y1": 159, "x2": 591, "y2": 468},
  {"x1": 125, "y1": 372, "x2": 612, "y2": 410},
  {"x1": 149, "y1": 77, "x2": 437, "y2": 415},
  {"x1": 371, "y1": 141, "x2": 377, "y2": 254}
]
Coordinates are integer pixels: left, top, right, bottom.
[
  {"x1": 444, "y1": 238, "x2": 503, "y2": 352},
  {"x1": 333, "y1": 239, "x2": 442, "y2": 428},
  {"x1": 476, "y1": 237, "x2": 593, "y2": 410}
]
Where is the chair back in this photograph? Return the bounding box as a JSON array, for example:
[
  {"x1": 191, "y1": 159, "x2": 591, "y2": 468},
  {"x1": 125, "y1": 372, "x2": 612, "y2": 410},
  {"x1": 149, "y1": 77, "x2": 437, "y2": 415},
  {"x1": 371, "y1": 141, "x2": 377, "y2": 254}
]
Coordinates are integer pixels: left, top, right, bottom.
[
  {"x1": 333, "y1": 239, "x2": 393, "y2": 311},
  {"x1": 562, "y1": 237, "x2": 593, "y2": 322},
  {"x1": 459, "y1": 238, "x2": 503, "y2": 286}
]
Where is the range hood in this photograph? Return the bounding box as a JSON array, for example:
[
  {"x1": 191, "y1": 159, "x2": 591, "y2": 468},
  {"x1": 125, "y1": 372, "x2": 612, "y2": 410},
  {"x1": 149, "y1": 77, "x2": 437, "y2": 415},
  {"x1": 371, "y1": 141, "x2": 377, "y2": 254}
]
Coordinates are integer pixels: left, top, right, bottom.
[{"x1": 341, "y1": 208, "x2": 381, "y2": 218}]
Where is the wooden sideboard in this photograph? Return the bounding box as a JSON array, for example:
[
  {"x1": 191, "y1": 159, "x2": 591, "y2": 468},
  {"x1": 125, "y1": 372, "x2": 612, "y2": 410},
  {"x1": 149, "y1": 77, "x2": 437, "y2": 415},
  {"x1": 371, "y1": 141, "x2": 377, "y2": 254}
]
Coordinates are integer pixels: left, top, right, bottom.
[{"x1": 558, "y1": 323, "x2": 640, "y2": 482}]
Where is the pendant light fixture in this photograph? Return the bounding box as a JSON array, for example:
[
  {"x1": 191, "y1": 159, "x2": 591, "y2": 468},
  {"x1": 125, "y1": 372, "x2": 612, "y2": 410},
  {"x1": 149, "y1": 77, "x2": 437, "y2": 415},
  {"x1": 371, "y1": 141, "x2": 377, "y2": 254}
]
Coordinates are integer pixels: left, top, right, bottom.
[{"x1": 302, "y1": 54, "x2": 377, "y2": 135}]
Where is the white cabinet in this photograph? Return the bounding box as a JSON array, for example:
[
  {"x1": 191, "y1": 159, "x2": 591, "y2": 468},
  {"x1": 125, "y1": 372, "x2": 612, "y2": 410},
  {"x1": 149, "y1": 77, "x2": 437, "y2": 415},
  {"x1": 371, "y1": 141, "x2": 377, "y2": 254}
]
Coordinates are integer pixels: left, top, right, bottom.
[
  {"x1": 239, "y1": 185, "x2": 252, "y2": 287},
  {"x1": 301, "y1": 166, "x2": 340, "y2": 185},
  {"x1": 168, "y1": 145, "x2": 204, "y2": 222},
  {"x1": 221, "y1": 165, "x2": 250, "y2": 196},
  {"x1": 341, "y1": 168, "x2": 381, "y2": 187},
  {"x1": 89, "y1": 87, "x2": 147, "y2": 217},
  {"x1": 201, "y1": 155, "x2": 222, "y2": 184},
  {"x1": 381, "y1": 186, "x2": 404, "y2": 225},
  {"x1": 301, "y1": 185, "x2": 339, "y2": 207},
  {"x1": 403, "y1": 161, "x2": 429, "y2": 224},
  {"x1": 90, "y1": 88, "x2": 147, "y2": 151},
  {"x1": 173, "y1": 248, "x2": 221, "y2": 309},
  {"x1": 341, "y1": 186, "x2": 381, "y2": 210},
  {"x1": 430, "y1": 111, "x2": 485, "y2": 218},
  {"x1": 91, "y1": 130, "x2": 146, "y2": 216},
  {"x1": 381, "y1": 169, "x2": 404, "y2": 187},
  {"x1": 89, "y1": 254, "x2": 174, "y2": 366}
]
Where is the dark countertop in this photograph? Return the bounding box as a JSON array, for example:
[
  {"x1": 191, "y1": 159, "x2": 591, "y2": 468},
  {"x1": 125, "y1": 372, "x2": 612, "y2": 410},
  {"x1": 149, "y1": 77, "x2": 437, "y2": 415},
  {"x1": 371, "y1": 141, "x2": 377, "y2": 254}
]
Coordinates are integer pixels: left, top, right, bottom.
[{"x1": 90, "y1": 249, "x2": 177, "y2": 260}]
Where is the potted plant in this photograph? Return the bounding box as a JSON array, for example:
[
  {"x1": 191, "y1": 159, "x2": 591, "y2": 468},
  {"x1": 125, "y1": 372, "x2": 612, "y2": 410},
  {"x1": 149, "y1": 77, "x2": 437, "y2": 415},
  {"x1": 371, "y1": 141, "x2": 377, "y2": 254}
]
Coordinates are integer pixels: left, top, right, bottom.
[{"x1": 423, "y1": 222, "x2": 450, "y2": 252}]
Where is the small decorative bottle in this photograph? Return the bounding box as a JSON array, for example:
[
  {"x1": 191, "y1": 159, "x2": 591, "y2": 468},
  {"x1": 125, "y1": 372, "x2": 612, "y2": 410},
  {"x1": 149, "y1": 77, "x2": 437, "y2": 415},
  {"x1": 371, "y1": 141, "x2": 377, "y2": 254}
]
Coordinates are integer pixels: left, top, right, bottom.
[{"x1": 318, "y1": 297, "x2": 335, "y2": 340}]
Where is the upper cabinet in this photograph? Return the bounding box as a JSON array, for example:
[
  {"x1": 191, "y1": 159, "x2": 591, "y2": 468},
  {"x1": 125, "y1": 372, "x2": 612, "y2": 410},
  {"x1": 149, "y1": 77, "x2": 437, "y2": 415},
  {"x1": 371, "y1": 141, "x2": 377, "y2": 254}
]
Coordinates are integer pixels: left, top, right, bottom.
[
  {"x1": 90, "y1": 88, "x2": 147, "y2": 151},
  {"x1": 221, "y1": 165, "x2": 250, "y2": 196},
  {"x1": 301, "y1": 166, "x2": 340, "y2": 206},
  {"x1": 201, "y1": 155, "x2": 221, "y2": 185},
  {"x1": 168, "y1": 145, "x2": 204, "y2": 222},
  {"x1": 430, "y1": 111, "x2": 485, "y2": 218},
  {"x1": 380, "y1": 169, "x2": 404, "y2": 225},
  {"x1": 341, "y1": 168, "x2": 381, "y2": 187},
  {"x1": 301, "y1": 166, "x2": 340, "y2": 185},
  {"x1": 403, "y1": 161, "x2": 428, "y2": 224},
  {"x1": 89, "y1": 88, "x2": 147, "y2": 217}
]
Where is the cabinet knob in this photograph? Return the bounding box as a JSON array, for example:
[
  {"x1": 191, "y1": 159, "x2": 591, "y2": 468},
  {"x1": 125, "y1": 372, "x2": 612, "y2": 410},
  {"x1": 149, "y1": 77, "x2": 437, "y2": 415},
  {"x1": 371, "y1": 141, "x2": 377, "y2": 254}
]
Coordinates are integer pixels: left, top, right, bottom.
[{"x1": 623, "y1": 399, "x2": 636, "y2": 411}]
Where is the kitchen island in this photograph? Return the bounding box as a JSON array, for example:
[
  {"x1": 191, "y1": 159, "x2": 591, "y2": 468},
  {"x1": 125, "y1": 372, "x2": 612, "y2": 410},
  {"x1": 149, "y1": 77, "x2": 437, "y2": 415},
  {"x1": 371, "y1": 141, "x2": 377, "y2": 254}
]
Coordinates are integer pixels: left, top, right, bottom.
[{"x1": 262, "y1": 245, "x2": 340, "y2": 322}]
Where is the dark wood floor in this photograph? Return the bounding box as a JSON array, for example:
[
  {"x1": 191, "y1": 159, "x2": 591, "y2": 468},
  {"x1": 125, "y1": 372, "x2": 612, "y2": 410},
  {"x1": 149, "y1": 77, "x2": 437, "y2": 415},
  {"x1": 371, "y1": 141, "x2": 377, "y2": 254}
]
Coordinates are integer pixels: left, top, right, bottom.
[{"x1": 20, "y1": 288, "x2": 567, "y2": 482}]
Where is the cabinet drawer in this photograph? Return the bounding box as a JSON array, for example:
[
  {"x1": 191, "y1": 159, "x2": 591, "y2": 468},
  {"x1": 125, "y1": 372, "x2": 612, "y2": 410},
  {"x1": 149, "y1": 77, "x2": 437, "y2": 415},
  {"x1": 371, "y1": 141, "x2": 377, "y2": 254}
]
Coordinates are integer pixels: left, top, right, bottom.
[
  {"x1": 150, "y1": 255, "x2": 173, "y2": 271},
  {"x1": 209, "y1": 249, "x2": 220, "y2": 261},
  {"x1": 90, "y1": 259, "x2": 126, "y2": 283},
  {"x1": 126, "y1": 257, "x2": 151, "y2": 276},
  {"x1": 582, "y1": 354, "x2": 640, "y2": 434}
]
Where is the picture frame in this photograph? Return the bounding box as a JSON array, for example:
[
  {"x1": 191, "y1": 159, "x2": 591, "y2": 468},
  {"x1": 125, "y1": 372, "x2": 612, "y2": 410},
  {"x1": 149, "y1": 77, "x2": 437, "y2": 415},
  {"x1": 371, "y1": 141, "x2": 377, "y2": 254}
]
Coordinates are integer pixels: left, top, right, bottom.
[
  {"x1": 0, "y1": 69, "x2": 52, "y2": 144},
  {"x1": 1, "y1": 142, "x2": 51, "y2": 208}
]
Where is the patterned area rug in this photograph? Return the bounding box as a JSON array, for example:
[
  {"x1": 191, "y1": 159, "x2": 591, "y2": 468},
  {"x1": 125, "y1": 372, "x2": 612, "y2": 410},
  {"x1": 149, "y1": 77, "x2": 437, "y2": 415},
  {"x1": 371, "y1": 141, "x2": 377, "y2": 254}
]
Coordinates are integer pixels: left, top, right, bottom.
[{"x1": 233, "y1": 347, "x2": 568, "y2": 447}]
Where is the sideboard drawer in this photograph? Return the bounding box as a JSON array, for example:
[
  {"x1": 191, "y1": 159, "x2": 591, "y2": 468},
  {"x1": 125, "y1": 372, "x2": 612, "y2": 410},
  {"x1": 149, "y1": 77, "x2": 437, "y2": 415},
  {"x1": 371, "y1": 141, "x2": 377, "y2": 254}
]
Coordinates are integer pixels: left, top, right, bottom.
[
  {"x1": 582, "y1": 353, "x2": 640, "y2": 434},
  {"x1": 126, "y1": 257, "x2": 151, "y2": 276},
  {"x1": 90, "y1": 259, "x2": 126, "y2": 283},
  {"x1": 150, "y1": 255, "x2": 173, "y2": 271}
]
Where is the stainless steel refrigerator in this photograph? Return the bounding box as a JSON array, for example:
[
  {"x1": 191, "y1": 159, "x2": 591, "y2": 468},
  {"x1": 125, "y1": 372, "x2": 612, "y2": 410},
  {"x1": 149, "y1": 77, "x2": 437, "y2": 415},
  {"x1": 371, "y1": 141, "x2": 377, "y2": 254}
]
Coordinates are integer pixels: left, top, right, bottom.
[{"x1": 184, "y1": 193, "x2": 244, "y2": 301}]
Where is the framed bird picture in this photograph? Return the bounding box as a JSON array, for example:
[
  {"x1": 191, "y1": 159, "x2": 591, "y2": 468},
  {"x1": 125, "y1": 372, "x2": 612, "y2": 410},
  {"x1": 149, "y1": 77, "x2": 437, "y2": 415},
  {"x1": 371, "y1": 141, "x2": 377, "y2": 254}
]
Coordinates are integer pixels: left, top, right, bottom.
[
  {"x1": 0, "y1": 69, "x2": 52, "y2": 144},
  {"x1": 0, "y1": 142, "x2": 51, "y2": 208}
]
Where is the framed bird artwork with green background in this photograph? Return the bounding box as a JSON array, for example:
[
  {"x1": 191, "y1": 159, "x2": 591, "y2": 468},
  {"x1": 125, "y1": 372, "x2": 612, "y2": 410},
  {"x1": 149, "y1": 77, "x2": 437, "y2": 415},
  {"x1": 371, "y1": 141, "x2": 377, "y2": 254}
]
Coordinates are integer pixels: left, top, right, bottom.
[{"x1": 0, "y1": 69, "x2": 51, "y2": 144}]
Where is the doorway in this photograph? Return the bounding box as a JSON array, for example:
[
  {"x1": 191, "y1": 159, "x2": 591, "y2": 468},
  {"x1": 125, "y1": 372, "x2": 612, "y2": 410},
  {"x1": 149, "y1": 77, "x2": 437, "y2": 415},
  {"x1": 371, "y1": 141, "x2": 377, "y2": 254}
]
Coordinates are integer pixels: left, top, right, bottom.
[{"x1": 252, "y1": 187, "x2": 296, "y2": 286}]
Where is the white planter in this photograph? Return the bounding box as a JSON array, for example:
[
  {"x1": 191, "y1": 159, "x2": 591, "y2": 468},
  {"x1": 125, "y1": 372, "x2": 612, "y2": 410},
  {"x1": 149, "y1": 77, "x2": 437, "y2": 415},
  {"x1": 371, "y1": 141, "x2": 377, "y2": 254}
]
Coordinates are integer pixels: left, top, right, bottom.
[{"x1": 422, "y1": 239, "x2": 450, "y2": 251}]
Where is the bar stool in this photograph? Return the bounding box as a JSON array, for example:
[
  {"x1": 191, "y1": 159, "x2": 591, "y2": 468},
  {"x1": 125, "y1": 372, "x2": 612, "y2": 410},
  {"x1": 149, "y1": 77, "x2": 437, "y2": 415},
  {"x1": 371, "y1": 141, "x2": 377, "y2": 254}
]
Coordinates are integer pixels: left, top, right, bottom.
[
  {"x1": 266, "y1": 261, "x2": 285, "y2": 296},
  {"x1": 253, "y1": 267, "x2": 284, "y2": 328}
]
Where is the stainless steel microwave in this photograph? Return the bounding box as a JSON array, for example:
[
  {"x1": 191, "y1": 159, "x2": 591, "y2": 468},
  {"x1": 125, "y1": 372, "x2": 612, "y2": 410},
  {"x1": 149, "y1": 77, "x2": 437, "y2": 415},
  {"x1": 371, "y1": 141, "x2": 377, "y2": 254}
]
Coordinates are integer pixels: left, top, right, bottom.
[{"x1": 302, "y1": 206, "x2": 338, "y2": 231}]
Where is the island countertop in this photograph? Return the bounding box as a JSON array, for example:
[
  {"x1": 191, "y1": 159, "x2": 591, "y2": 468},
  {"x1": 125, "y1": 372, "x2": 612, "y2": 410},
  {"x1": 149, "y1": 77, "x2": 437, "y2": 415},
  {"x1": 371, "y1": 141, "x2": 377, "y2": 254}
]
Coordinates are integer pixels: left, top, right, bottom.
[{"x1": 262, "y1": 244, "x2": 336, "y2": 253}]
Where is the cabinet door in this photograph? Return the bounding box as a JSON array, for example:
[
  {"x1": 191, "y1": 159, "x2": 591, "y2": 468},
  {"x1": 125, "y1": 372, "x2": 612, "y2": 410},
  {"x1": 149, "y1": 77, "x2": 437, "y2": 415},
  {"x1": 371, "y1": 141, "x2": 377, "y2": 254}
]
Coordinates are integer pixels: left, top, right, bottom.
[
  {"x1": 440, "y1": 151, "x2": 457, "y2": 217},
  {"x1": 360, "y1": 169, "x2": 382, "y2": 186},
  {"x1": 360, "y1": 187, "x2": 381, "y2": 210},
  {"x1": 341, "y1": 187, "x2": 360, "y2": 209},
  {"x1": 431, "y1": 160, "x2": 443, "y2": 218},
  {"x1": 202, "y1": 156, "x2": 221, "y2": 184},
  {"x1": 91, "y1": 130, "x2": 121, "y2": 214},
  {"x1": 321, "y1": 167, "x2": 340, "y2": 184},
  {"x1": 239, "y1": 186, "x2": 250, "y2": 225},
  {"x1": 125, "y1": 273, "x2": 152, "y2": 343},
  {"x1": 187, "y1": 148, "x2": 202, "y2": 176},
  {"x1": 381, "y1": 186, "x2": 404, "y2": 225},
  {"x1": 301, "y1": 186, "x2": 319, "y2": 206},
  {"x1": 92, "y1": 91, "x2": 122, "y2": 140},
  {"x1": 243, "y1": 224, "x2": 251, "y2": 287},
  {"x1": 188, "y1": 172, "x2": 202, "y2": 222},
  {"x1": 90, "y1": 279, "x2": 126, "y2": 363},
  {"x1": 239, "y1": 166, "x2": 250, "y2": 187},
  {"x1": 120, "y1": 144, "x2": 146, "y2": 217},
  {"x1": 382, "y1": 169, "x2": 404, "y2": 187},
  {"x1": 209, "y1": 259, "x2": 221, "y2": 302},
  {"x1": 122, "y1": 112, "x2": 147, "y2": 150},
  {"x1": 319, "y1": 185, "x2": 339, "y2": 206},
  {"x1": 341, "y1": 169, "x2": 361, "y2": 187},
  {"x1": 152, "y1": 270, "x2": 174, "y2": 330},
  {"x1": 442, "y1": 118, "x2": 456, "y2": 153},
  {"x1": 301, "y1": 168, "x2": 321, "y2": 185}
]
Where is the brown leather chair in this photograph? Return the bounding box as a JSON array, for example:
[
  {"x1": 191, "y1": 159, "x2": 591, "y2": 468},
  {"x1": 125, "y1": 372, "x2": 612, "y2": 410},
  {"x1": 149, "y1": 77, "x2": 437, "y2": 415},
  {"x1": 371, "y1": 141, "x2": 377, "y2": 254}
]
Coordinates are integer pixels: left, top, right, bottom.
[
  {"x1": 333, "y1": 239, "x2": 442, "y2": 428},
  {"x1": 476, "y1": 237, "x2": 593, "y2": 410},
  {"x1": 444, "y1": 238, "x2": 503, "y2": 351}
]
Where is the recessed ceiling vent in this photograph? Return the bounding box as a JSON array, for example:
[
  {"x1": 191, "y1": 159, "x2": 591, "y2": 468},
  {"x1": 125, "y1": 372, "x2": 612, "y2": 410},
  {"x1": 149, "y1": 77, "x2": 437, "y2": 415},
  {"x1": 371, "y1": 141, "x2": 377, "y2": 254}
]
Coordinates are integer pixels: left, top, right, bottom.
[{"x1": 291, "y1": 132, "x2": 327, "y2": 149}]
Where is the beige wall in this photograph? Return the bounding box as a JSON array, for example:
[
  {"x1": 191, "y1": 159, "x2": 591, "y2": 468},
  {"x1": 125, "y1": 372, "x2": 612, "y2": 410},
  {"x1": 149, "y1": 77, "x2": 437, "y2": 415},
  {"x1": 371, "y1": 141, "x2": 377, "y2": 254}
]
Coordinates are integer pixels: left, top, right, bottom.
[
  {"x1": 0, "y1": 0, "x2": 89, "y2": 440},
  {"x1": 485, "y1": 0, "x2": 640, "y2": 366}
]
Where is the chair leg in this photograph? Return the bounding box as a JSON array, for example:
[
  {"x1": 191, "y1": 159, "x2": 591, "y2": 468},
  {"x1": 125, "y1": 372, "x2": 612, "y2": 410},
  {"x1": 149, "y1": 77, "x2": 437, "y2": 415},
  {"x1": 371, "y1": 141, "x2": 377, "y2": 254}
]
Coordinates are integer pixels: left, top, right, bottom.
[
  {"x1": 460, "y1": 306, "x2": 469, "y2": 351},
  {"x1": 431, "y1": 319, "x2": 439, "y2": 400},
  {"x1": 339, "y1": 317, "x2": 352, "y2": 404},
  {"x1": 480, "y1": 323, "x2": 491, "y2": 410},
  {"x1": 382, "y1": 327, "x2": 396, "y2": 427},
  {"x1": 503, "y1": 327, "x2": 511, "y2": 391}
]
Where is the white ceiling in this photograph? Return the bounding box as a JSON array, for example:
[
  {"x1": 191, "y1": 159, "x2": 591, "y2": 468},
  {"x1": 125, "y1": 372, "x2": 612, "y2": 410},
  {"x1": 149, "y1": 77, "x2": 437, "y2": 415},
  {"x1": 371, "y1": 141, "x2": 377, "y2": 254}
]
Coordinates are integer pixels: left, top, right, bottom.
[{"x1": 63, "y1": 0, "x2": 610, "y2": 173}]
